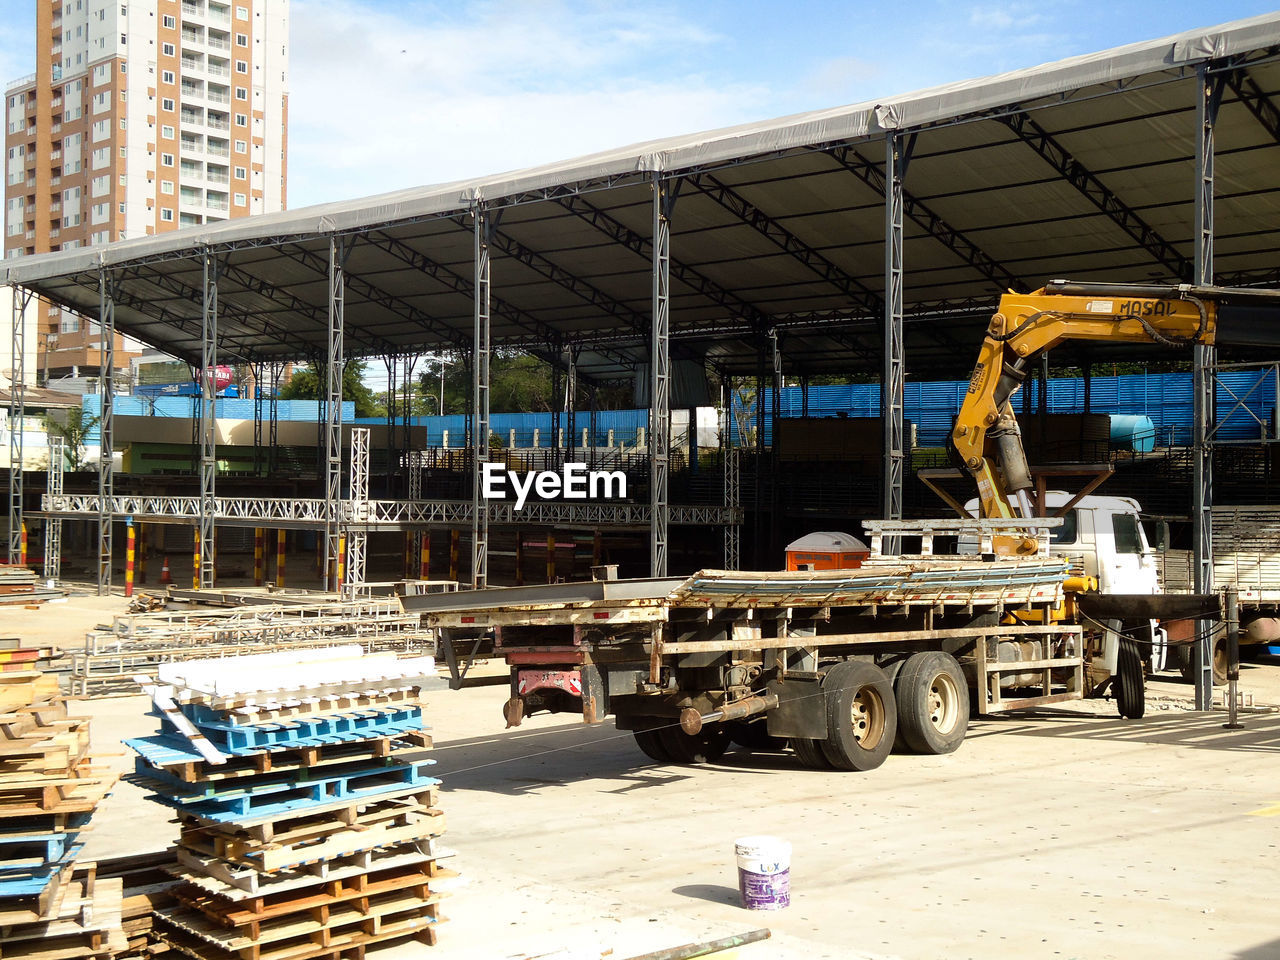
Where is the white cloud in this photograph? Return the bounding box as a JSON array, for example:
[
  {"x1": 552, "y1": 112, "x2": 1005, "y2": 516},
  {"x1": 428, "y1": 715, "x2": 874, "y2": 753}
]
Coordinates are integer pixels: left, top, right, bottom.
[{"x1": 287, "y1": 0, "x2": 770, "y2": 206}]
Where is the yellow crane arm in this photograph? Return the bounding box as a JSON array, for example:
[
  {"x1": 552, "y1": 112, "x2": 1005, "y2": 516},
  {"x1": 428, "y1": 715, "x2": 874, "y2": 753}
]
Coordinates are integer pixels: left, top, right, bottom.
[{"x1": 951, "y1": 280, "x2": 1247, "y2": 524}]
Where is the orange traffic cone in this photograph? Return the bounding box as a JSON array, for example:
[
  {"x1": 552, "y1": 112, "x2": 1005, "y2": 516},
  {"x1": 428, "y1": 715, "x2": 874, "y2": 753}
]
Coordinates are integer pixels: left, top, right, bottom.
[{"x1": 160, "y1": 556, "x2": 172, "y2": 585}]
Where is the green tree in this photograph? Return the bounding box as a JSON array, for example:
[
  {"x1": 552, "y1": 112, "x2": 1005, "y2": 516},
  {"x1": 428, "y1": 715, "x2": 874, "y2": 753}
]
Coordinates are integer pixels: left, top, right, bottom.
[
  {"x1": 44, "y1": 408, "x2": 100, "y2": 470},
  {"x1": 280, "y1": 360, "x2": 384, "y2": 418}
]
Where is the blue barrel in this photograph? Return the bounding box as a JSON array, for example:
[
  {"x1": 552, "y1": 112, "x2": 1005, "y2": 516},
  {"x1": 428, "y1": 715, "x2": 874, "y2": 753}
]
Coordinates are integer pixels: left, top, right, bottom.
[{"x1": 1110, "y1": 414, "x2": 1156, "y2": 452}]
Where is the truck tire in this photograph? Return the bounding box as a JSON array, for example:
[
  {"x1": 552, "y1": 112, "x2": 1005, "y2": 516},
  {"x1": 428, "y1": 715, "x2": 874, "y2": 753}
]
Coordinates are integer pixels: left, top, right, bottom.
[
  {"x1": 1115, "y1": 638, "x2": 1145, "y2": 719},
  {"x1": 659, "y1": 724, "x2": 730, "y2": 764},
  {"x1": 818, "y1": 660, "x2": 897, "y2": 771},
  {"x1": 632, "y1": 723, "x2": 671, "y2": 763},
  {"x1": 1176, "y1": 633, "x2": 1228, "y2": 686},
  {"x1": 729, "y1": 719, "x2": 787, "y2": 752},
  {"x1": 791, "y1": 737, "x2": 832, "y2": 769},
  {"x1": 895, "y1": 651, "x2": 969, "y2": 755}
]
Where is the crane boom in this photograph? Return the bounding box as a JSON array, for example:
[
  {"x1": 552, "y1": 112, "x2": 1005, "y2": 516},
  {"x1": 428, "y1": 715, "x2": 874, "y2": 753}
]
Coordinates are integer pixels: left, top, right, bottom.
[{"x1": 952, "y1": 280, "x2": 1280, "y2": 537}]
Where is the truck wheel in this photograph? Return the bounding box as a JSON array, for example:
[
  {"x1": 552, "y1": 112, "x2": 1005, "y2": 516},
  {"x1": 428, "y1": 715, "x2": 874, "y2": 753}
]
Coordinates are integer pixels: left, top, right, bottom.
[
  {"x1": 1176, "y1": 632, "x2": 1228, "y2": 686},
  {"x1": 791, "y1": 737, "x2": 832, "y2": 769},
  {"x1": 895, "y1": 651, "x2": 969, "y2": 755},
  {"x1": 729, "y1": 719, "x2": 787, "y2": 751},
  {"x1": 819, "y1": 660, "x2": 897, "y2": 771},
  {"x1": 632, "y1": 723, "x2": 671, "y2": 763},
  {"x1": 1115, "y1": 638, "x2": 1145, "y2": 719},
  {"x1": 660, "y1": 724, "x2": 730, "y2": 764}
]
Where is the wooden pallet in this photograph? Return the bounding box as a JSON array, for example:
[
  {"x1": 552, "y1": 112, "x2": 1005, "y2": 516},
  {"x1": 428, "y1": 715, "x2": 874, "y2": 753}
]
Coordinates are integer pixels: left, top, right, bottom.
[
  {"x1": 170, "y1": 844, "x2": 448, "y2": 901},
  {"x1": 0, "y1": 703, "x2": 70, "y2": 742},
  {"x1": 0, "y1": 770, "x2": 116, "y2": 818},
  {"x1": 0, "y1": 721, "x2": 92, "y2": 780},
  {"x1": 173, "y1": 860, "x2": 452, "y2": 940},
  {"x1": 0, "y1": 858, "x2": 82, "y2": 926},
  {"x1": 0, "y1": 672, "x2": 60, "y2": 714},
  {"x1": 132, "y1": 733, "x2": 432, "y2": 785},
  {"x1": 0, "y1": 875, "x2": 128, "y2": 959},
  {"x1": 156, "y1": 889, "x2": 443, "y2": 960}
]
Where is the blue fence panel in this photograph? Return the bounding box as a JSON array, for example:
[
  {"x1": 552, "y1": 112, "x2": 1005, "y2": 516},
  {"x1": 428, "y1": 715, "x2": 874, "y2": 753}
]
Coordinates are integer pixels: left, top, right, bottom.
[{"x1": 82, "y1": 396, "x2": 355, "y2": 443}]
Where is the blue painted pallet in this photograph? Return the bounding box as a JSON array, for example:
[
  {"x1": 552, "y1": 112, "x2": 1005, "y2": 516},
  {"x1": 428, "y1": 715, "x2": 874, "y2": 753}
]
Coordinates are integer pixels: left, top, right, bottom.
[
  {"x1": 151, "y1": 705, "x2": 424, "y2": 755},
  {"x1": 0, "y1": 840, "x2": 85, "y2": 897},
  {"x1": 125, "y1": 727, "x2": 429, "y2": 771},
  {"x1": 141, "y1": 761, "x2": 440, "y2": 822},
  {"x1": 132, "y1": 755, "x2": 437, "y2": 804},
  {"x1": 0, "y1": 825, "x2": 86, "y2": 871}
]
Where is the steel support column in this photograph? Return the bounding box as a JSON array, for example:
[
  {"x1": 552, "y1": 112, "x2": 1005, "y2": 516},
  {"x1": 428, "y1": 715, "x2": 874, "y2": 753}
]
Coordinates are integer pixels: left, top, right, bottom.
[
  {"x1": 883, "y1": 132, "x2": 913, "y2": 547},
  {"x1": 198, "y1": 250, "x2": 217, "y2": 589},
  {"x1": 43, "y1": 436, "x2": 63, "y2": 583},
  {"x1": 471, "y1": 203, "x2": 492, "y2": 588},
  {"x1": 268, "y1": 363, "x2": 280, "y2": 474},
  {"x1": 324, "y1": 237, "x2": 347, "y2": 591},
  {"x1": 8, "y1": 286, "x2": 29, "y2": 565},
  {"x1": 650, "y1": 172, "x2": 672, "y2": 578},
  {"x1": 97, "y1": 268, "x2": 115, "y2": 594},
  {"x1": 1193, "y1": 64, "x2": 1225, "y2": 711},
  {"x1": 346, "y1": 426, "x2": 369, "y2": 593},
  {"x1": 566, "y1": 348, "x2": 577, "y2": 461}
]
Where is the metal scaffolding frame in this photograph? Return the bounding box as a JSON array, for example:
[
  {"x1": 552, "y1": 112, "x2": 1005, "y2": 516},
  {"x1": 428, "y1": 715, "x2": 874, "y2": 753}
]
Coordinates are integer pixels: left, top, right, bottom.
[
  {"x1": 471, "y1": 203, "x2": 492, "y2": 588},
  {"x1": 198, "y1": 250, "x2": 218, "y2": 589},
  {"x1": 7, "y1": 286, "x2": 29, "y2": 564},
  {"x1": 43, "y1": 436, "x2": 63, "y2": 582},
  {"x1": 650, "y1": 172, "x2": 673, "y2": 577},
  {"x1": 324, "y1": 236, "x2": 347, "y2": 591},
  {"x1": 97, "y1": 266, "x2": 114, "y2": 594},
  {"x1": 346, "y1": 426, "x2": 369, "y2": 591},
  {"x1": 882, "y1": 131, "x2": 913, "y2": 545},
  {"x1": 1193, "y1": 63, "x2": 1226, "y2": 711}
]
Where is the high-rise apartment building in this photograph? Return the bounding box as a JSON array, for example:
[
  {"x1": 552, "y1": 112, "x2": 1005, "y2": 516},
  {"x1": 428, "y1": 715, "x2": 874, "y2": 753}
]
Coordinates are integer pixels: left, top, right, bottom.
[{"x1": 4, "y1": 0, "x2": 288, "y2": 381}]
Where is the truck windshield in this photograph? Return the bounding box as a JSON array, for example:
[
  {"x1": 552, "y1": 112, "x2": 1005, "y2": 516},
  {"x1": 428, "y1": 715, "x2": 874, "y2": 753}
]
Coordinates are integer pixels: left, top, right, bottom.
[
  {"x1": 1051, "y1": 510, "x2": 1078, "y2": 545},
  {"x1": 1111, "y1": 514, "x2": 1143, "y2": 554}
]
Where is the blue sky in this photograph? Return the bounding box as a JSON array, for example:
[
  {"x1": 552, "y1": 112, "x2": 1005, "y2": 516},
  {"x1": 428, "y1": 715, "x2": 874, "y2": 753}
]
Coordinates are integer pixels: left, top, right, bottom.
[{"x1": 2, "y1": 1, "x2": 1277, "y2": 209}]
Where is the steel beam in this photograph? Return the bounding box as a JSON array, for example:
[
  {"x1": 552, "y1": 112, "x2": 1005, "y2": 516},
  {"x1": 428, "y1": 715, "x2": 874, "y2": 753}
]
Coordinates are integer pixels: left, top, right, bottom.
[
  {"x1": 198, "y1": 250, "x2": 218, "y2": 589},
  {"x1": 346, "y1": 426, "x2": 370, "y2": 592},
  {"x1": 1223, "y1": 67, "x2": 1280, "y2": 145},
  {"x1": 7, "y1": 286, "x2": 29, "y2": 565},
  {"x1": 471, "y1": 204, "x2": 492, "y2": 588},
  {"x1": 998, "y1": 111, "x2": 1191, "y2": 281},
  {"x1": 324, "y1": 237, "x2": 347, "y2": 591},
  {"x1": 1193, "y1": 64, "x2": 1225, "y2": 711},
  {"x1": 43, "y1": 436, "x2": 63, "y2": 582},
  {"x1": 826, "y1": 145, "x2": 1022, "y2": 293},
  {"x1": 97, "y1": 268, "x2": 115, "y2": 594},
  {"x1": 883, "y1": 133, "x2": 912, "y2": 540},
  {"x1": 650, "y1": 173, "x2": 673, "y2": 578}
]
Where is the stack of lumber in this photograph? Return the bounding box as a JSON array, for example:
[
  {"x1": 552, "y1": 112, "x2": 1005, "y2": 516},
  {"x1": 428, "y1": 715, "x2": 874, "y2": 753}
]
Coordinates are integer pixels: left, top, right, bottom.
[
  {"x1": 0, "y1": 654, "x2": 124, "y2": 959},
  {"x1": 126, "y1": 646, "x2": 450, "y2": 960},
  {"x1": 0, "y1": 564, "x2": 63, "y2": 606},
  {"x1": 97, "y1": 851, "x2": 184, "y2": 958}
]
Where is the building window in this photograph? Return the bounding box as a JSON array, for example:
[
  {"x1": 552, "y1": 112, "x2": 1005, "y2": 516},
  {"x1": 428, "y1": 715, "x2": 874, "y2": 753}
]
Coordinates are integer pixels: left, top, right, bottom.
[
  {"x1": 236, "y1": 33, "x2": 248, "y2": 46},
  {"x1": 161, "y1": 70, "x2": 174, "y2": 84},
  {"x1": 236, "y1": 6, "x2": 247, "y2": 18},
  {"x1": 161, "y1": 125, "x2": 174, "y2": 139},
  {"x1": 235, "y1": 87, "x2": 247, "y2": 100},
  {"x1": 162, "y1": 14, "x2": 175, "y2": 28},
  {"x1": 234, "y1": 165, "x2": 246, "y2": 178},
  {"x1": 161, "y1": 98, "x2": 174, "y2": 111},
  {"x1": 236, "y1": 61, "x2": 248, "y2": 74},
  {"x1": 161, "y1": 153, "x2": 174, "y2": 166},
  {"x1": 235, "y1": 113, "x2": 246, "y2": 126},
  {"x1": 234, "y1": 192, "x2": 245, "y2": 206},
  {"x1": 234, "y1": 140, "x2": 246, "y2": 153},
  {"x1": 119, "y1": 203, "x2": 126, "y2": 213},
  {"x1": 160, "y1": 208, "x2": 174, "y2": 222},
  {"x1": 162, "y1": 42, "x2": 174, "y2": 56},
  {"x1": 161, "y1": 180, "x2": 174, "y2": 194}
]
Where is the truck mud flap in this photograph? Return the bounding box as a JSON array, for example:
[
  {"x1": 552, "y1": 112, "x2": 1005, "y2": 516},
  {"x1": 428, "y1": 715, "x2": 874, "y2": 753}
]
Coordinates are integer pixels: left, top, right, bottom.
[{"x1": 763, "y1": 678, "x2": 826, "y2": 740}]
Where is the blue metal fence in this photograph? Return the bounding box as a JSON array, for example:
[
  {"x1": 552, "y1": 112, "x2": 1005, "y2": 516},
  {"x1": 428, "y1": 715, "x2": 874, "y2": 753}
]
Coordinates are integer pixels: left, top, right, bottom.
[{"x1": 81, "y1": 396, "x2": 355, "y2": 443}]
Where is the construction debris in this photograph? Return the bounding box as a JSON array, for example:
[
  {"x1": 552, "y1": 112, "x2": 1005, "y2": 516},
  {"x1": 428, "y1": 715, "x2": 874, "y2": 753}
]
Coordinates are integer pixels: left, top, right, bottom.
[
  {"x1": 0, "y1": 649, "x2": 124, "y2": 959},
  {"x1": 126, "y1": 647, "x2": 451, "y2": 959},
  {"x1": 72, "y1": 599, "x2": 435, "y2": 696},
  {"x1": 0, "y1": 564, "x2": 64, "y2": 606}
]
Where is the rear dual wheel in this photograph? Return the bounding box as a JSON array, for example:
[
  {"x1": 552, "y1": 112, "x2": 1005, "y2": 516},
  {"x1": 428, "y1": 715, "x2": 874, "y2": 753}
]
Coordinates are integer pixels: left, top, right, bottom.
[{"x1": 895, "y1": 651, "x2": 969, "y2": 755}]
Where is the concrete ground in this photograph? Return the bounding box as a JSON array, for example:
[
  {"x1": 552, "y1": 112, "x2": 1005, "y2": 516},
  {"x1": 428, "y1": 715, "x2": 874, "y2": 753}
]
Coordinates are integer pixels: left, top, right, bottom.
[{"x1": 6, "y1": 595, "x2": 1279, "y2": 960}]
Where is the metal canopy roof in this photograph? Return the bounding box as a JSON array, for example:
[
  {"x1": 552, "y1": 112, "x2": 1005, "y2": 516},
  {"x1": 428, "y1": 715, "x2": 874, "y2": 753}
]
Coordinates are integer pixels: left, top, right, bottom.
[{"x1": 4, "y1": 13, "x2": 1280, "y2": 383}]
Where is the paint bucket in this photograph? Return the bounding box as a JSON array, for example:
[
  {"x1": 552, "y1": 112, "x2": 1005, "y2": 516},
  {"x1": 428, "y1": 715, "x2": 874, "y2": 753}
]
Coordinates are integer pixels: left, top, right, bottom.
[{"x1": 734, "y1": 835, "x2": 791, "y2": 910}]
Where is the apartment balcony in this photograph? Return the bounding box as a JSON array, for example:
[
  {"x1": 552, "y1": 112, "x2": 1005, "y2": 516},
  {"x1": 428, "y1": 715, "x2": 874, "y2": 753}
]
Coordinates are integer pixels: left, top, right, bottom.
[
  {"x1": 206, "y1": 91, "x2": 229, "y2": 105},
  {"x1": 206, "y1": 198, "x2": 228, "y2": 212},
  {"x1": 206, "y1": 37, "x2": 230, "y2": 51},
  {"x1": 205, "y1": 144, "x2": 229, "y2": 158},
  {"x1": 206, "y1": 118, "x2": 229, "y2": 132},
  {"x1": 181, "y1": 58, "x2": 203, "y2": 72},
  {"x1": 206, "y1": 172, "x2": 228, "y2": 185},
  {"x1": 181, "y1": 2, "x2": 203, "y2": 16}
]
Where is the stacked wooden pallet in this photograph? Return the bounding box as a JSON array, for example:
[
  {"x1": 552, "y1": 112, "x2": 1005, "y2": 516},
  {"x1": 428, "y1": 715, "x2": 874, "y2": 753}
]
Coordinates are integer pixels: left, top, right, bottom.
[
  {"x1": 127, "y1": 647, "x2": 450, "y2": 960},
  {"x1": 0, "y1": 652, "x2": 124, "y2": 959}
]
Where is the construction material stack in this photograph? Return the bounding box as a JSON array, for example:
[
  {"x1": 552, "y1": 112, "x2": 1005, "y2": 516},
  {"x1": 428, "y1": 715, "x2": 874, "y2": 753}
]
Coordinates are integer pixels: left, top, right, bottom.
[
  {"x1": 0, "y1": 641, "x2": 125, "y2": 959},
  {"x1": 126, "y1": 646, "x2": 450, "y2": 960}
]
